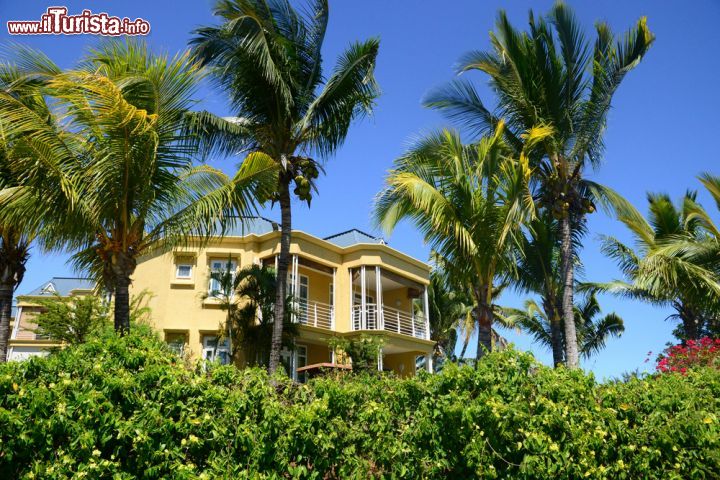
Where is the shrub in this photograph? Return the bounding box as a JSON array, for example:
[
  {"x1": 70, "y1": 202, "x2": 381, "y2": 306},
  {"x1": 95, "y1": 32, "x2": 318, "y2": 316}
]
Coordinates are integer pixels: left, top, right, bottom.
[
  {"x1": 657, "y1": 337, "x2": 720, "y2": 373},
  {"x1": 0, "y1": 331, "x2": 718, "y2": 478}
]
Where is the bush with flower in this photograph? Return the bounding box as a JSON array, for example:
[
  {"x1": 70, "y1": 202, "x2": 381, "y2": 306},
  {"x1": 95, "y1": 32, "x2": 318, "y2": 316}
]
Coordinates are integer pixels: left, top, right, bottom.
[{"x1": 656, "y1": 337, "x2": 720, "y2": 373}]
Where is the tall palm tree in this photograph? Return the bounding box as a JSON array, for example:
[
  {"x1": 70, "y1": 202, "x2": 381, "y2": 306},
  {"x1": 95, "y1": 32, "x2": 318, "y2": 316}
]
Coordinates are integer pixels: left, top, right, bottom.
[
  {"x1": 0, "y1": 41, "x2": 274, "y2": 334},
  {"x1": 502, "y1": 293, "x2": 624, "y2": 362},
  {"x1": 0, "y1": 58, "x2": 58, "y2": 362},
  {"x1": 190, "y1": 0, "x2": 380, "y2": 373},
  {"x1": 595, "y1": 181, "x2": 720, "y2": 341},
  {"x1": 375, "y1": 124, "x2": 543, "y2": 362},
  {"x1": 425, "y1": 2, "x2": 654, "y2": 367},
  {"x1": 511, "y1": 214, "x2": 586, "y2": 366}
]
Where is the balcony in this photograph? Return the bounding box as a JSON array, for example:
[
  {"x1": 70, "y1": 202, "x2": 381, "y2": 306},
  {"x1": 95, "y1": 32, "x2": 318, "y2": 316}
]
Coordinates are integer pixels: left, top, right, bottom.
[
  {"x1": 351, "y1": 304, "x2": 428, "y2": 339},
  {"x1": 350, "y1": 266, "x2": 430, "y2": 341},
  {"x1": 296, "y1": 299, "x2": 334, "y2": 330}
]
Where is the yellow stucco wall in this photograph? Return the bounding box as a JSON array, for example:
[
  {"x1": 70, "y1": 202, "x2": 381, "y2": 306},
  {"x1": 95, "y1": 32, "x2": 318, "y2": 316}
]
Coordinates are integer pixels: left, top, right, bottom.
[
  {"x1": 383, "y1": 352, "x2": 419, "y2": 378},
  {"x1": 129, "y1": 230, "x2": 433, "y2": 375}
]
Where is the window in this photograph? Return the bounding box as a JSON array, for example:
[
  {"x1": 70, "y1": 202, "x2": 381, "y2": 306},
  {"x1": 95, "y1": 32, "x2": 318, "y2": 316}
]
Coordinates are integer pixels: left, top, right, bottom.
[
  {"x1": 287, "y1": 273, "x2": 309, "y2": 323},
  {"x1": 166, "y1": 332, "x2": 187, "y2": 356},
  {"x1": 209, "y1": 259, "x2": 237, "y2": 296},
  {"x1": 280, "y1": 345, "x2": 308, "y2": 382},
  {"x1": 176, "y1": 264, "x2": 193, "y2": 279},
  {"x1": 202, "y1": 335, "x2": 230, "y2": 365}
]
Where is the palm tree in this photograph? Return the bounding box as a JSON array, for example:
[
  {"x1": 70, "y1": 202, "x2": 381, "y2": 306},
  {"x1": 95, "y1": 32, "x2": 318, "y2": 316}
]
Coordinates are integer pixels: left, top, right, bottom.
[
  {"x1": 375, "y1": 124, "x2": 543, "y2": 363},
  {"x1": 233, "y1": 264, "x2": 298, "y2": 368},
  {"x1": 425, "y1": 2, "x2": 653, "y2": 367},
  {"x1": 503, "y1": 293, "x2": 624, "y2": 362},
  {"x1": 190, "y1": 0, "x2": 380, "y2": 373},
  {"x1": 0, "y1": 58, "x2": 58, "y2": 361},
  {"x1": 207, "y1": 262, "x2": 298, "y2": 367},
  {"x1": 426, "y1": 264, "x2": 473, "y2": 368},
  {"x1": 511, "y1": 215, "x2": 586, "y2": 366},
  {"x1": 595, "y1": 180, "x2": 720, "y2": 341},
  {"x1": 0, "y1": 41, "x2": 274, "y2": 334}
]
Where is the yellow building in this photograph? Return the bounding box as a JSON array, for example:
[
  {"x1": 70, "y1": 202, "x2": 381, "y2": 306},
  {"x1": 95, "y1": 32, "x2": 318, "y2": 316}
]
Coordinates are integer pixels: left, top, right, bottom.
[
  {"x1": 131, "y1": 218, "x2": 435, "y2": 378},
  {"x1": 8, "y1": 277, "x2": 94, "y2": 361},
  {"x1": 9, "y1": 218, "x2": 435, "y2": 378}
]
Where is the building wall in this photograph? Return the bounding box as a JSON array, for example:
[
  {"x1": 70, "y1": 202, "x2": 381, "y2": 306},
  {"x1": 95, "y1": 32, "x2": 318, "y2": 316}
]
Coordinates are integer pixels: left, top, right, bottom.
[
  {"x1": 127, "y1": 231, "x2": 433, "y2": 373},
  {"x1": 383, "y1": 352, "x2": 418, "y2": 378}
]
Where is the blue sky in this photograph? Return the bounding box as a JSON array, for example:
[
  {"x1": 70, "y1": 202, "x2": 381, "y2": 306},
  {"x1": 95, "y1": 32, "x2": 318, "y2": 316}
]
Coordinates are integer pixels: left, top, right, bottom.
[{"x1": 3, "y1": 1, "x2": 719, "y2": 379}]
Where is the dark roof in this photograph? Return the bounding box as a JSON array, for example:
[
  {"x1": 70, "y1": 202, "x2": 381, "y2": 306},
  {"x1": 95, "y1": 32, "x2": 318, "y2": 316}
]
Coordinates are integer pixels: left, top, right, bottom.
[
  {"x1": 323, "y1": 229, "x2": 385, "y2": 248},
  {"x1": 22, "y1": 277, "x2": 95, "y2": 297},
  {"x1": 222, "y1": 216, "x2": 278, "y2": 237},
  {"x1": 220, "y1": 218, "x2": 385, "y2": 248}
]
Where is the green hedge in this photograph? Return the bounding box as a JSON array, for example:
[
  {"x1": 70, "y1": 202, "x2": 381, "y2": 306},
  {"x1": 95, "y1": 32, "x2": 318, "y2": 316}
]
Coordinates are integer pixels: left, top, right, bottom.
[{"x1": 0, "y1": 331, "x2": 718, "y2": 479}]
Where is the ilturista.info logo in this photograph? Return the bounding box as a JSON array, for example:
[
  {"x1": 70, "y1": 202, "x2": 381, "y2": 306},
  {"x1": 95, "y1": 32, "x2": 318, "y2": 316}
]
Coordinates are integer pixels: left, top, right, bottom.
[{"x1": 7, "y1": 7, "x2": 150, "y2": 36}]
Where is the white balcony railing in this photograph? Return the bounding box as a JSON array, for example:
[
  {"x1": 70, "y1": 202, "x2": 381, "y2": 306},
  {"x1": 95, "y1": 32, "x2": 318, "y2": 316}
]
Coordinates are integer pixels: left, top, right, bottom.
[
  {"x1": 296, "y1": 299, "x2": 333, "y2": 330},
  {"x1": 351, "y1": 304, "x2": 428, "y2": 340}
]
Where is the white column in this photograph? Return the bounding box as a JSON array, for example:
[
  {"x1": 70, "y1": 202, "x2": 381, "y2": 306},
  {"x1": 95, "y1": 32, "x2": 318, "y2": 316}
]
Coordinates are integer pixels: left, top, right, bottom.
[
  {"x1": 10, "y1": 306, "x2": 22, "y2": 340},
  {"x1": 375, "y1": 266, "x2": 383, "y2": 331},
  {"x1": 349, "y1": 269, "x2": 355, "y2": 330},
  {"x1": 377, "y1": 347, "x2": 384, "y2": 372},
  {"x1": 426, "y1": 354, "x2": 434, "y2": 373},
  {"x1": 331, "y1": 268, "x2": 336, "y2": 330},
  {"x1": 423, "y1": 285, "x2": 431, "y2": 340},
  {"x1": 360, "y1": 266, "x2": 367, "y2": 330},
  {"x1": 292, "y1": 255, "x2": 299, "y2": 323},
  {"x1": 274, "y1": 254, "x2": 278, "y2": 274}
]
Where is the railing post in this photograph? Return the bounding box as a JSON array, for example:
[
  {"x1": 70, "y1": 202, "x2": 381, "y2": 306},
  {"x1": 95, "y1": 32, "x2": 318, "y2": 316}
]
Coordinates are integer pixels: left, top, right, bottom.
[
  {"x1": 397, "y1": 311, "x2": 400, "y2": 334},
  {"x1": 313, "y1": 303, "x2": 317, "y2": 327},
  {"x1": 412, "y1": 313, "x2": 416, "y2": 338}
]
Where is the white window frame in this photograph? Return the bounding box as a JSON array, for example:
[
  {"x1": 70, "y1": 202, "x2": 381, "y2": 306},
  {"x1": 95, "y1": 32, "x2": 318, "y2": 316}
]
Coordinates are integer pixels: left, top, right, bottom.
[
  {"x1": 208, "y1": 258, "x2": 237, "y2": 296},
  {"x1": 280, "y1": 344, "x2": 308, "y2": 382},
  {"x1": 175, "y1": 264, "x2": 193, "y2": 279},
  {"x1": 288, "y1": 273, "x2": 309, "y2": 323},
  {"x1": 202, "y1": 335, "x2": 230, "y2": 365}
]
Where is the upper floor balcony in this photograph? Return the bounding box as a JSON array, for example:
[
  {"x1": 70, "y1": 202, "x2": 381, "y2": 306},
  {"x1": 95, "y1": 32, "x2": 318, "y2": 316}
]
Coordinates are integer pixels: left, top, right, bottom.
[
  {"x1": 349, "y1": 265, "x2": 429, "y2": 340},
  {"x1": 263, "y1": 255, "x2": 430, "y2": 341}
]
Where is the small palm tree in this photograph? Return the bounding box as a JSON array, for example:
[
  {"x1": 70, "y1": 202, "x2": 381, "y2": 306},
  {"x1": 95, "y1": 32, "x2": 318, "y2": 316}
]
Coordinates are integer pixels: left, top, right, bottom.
[
  {"x1": 190, "y1": 0, "x2": 380, "y2": 373},
  {"x1": 375, "y1": 124, "x2": 544, "y2": 362},
  {"x1": 207, "y1": 262, "x2": 298, "y2": 368},
  {"x1": 425, "y1": 2, "x2": 653, "y2": 367},
  {"x1": 427, "y1": 265, "x2": 472, "y2": 367},
  {"x1": 503, "y1": 293, "x2": 624, "y2": 363},
  {"x1": 0, "y1": 41, "x2": 273, "y2": 334},
  {"x1": 595, "y1": 178, "x2": 720, "y2": 341}
]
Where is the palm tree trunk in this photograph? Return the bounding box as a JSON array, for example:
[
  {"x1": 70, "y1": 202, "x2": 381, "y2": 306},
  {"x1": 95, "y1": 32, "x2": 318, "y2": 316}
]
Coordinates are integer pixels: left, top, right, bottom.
[
  {"x1": 0, "y1": 282, "x2": 14, "y2": 363},
  {"x1": 268, "y1": 180, "x2": 292, "y2": 374},
  {"x1": 459, "y1": 336, "x2": 470, "y2": 359},
  {"x1": 550, "y1": 314, "x2": 564, "y2": 367},
  {"x1": 114, "y1": 275, "x2": 131, "y2": 335},
  {"x1": 560, "y1": 215, "x2": 579, "y2": 368},
  {"x1": 679, "y1": 306, "x2": 700, "y2": 341},
  {"x1": 110, "y1": 252, "x2": 135, "y2": 336},
  {"x1": 475, "y1": 288, "x2": 493, "y2": 366}
]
